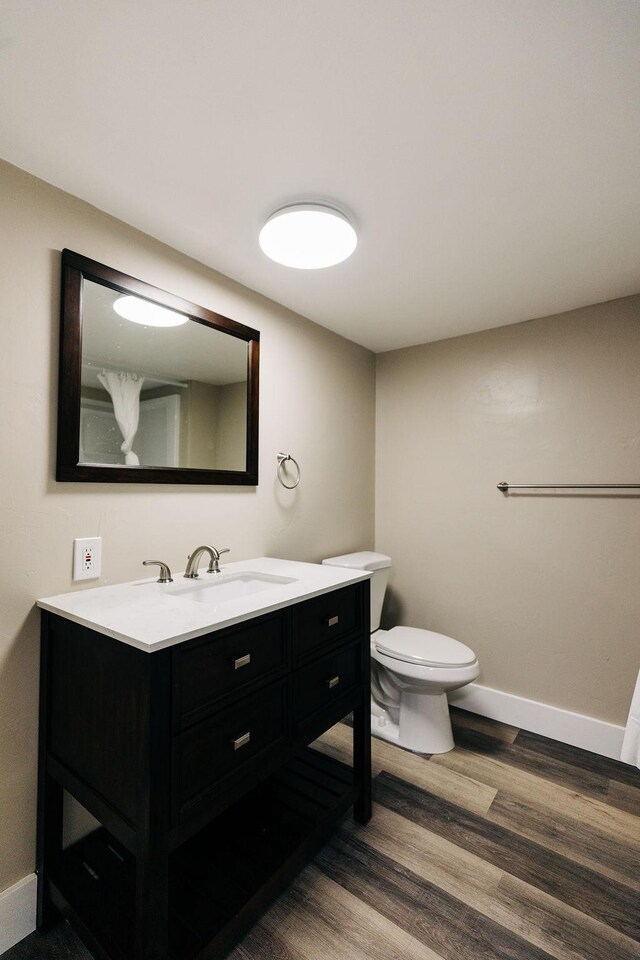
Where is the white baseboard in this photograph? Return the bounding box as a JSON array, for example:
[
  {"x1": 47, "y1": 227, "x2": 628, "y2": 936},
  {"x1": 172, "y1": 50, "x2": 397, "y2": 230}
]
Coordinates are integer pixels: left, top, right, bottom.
[
  {"x1": 0, "y1": 874, "x2": 36, "y2": 955},
  {"x1": 448, "y1": 683, "x2": 626, "y2": 762}
]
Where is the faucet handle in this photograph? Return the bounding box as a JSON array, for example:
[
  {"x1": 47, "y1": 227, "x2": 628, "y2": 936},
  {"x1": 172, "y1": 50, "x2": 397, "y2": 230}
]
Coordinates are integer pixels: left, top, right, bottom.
[
  {"x1": 207, "y1": 548, "x2": 230, "y2": 574},
  {"x1": 143, "y1": 560, "x2": 173, "y2": 583}
]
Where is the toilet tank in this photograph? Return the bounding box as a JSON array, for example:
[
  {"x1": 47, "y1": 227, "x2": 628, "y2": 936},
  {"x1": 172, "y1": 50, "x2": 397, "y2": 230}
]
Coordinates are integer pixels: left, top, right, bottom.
[{"x1": 322, "y1": 551, "x2": 391, "y2": 632}]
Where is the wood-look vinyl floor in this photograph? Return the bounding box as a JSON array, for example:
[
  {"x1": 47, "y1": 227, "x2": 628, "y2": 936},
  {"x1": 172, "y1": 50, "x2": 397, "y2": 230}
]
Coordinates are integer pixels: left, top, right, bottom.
[{"x1": 9, "y1": 708, "x2": 640, "y2": 960}]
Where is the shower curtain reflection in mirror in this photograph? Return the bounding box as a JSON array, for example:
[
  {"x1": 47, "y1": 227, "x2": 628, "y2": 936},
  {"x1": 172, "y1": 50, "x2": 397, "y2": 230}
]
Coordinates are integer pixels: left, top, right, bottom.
[{"x1": 95, "y1": 370, "x2": 144, "y2": 465}]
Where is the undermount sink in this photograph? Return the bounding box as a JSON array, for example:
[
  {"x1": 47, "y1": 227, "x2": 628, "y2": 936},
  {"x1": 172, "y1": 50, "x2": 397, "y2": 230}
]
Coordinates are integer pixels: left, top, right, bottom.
[{"x1": 166, "y1": 571, "x2": 297, "y2": 604}]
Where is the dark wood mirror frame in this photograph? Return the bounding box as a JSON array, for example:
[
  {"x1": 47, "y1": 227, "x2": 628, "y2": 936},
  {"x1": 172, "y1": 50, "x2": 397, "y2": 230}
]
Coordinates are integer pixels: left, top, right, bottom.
[{"x1": 56, "y1": 250, "x2": 259, "y2": 484}]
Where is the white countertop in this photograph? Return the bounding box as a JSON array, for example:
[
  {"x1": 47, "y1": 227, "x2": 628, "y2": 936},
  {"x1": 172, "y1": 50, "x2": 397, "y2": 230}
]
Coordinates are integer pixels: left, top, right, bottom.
[{"x1": 37, "y1": 557, "x2": 371, "y2": 652}]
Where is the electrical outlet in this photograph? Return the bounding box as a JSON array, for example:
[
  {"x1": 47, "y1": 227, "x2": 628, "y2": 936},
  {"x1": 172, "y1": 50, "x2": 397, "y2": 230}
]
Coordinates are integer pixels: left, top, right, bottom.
[{"x1": 73, "y1": 537, "x2": 102, "y2": 581}]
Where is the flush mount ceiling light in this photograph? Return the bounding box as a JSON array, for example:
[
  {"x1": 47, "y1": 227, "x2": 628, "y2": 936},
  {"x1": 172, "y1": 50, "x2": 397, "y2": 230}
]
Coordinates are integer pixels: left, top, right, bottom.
[
  {"x1": 259, "y1": 203, "x2": 357, "y2": 269},
  {"x1": 113, "y1": 295, "x2": 189, "y2": 327}
]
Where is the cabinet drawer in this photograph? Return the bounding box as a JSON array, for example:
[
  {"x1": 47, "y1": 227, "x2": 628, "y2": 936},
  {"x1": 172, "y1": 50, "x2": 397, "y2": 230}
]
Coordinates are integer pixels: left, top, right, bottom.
[
  {"x1": 173, "y1": 613, "x2": 287, "y2": 727},
  {"x1": 173, "y1": 679, "x2": 288, "y2": 823},
  {"x1": 292, "y1": 585, "x2": 361, "y2": 661},
  {"x1": 293, "y1": 641, "x2": 361, "y2": 725}
]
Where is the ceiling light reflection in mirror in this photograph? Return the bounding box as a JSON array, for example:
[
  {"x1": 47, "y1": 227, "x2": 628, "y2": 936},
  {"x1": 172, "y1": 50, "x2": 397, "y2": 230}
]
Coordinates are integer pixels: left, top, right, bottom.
[{"x1": 113, "y1": 295, "x2": 189, "y2": 327}]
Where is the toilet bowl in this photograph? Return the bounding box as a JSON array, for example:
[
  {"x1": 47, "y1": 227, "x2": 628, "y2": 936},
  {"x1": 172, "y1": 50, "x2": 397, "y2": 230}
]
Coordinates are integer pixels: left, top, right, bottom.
[{"x1": 322, "y1": 552, "x2": 480, "y2": 754}]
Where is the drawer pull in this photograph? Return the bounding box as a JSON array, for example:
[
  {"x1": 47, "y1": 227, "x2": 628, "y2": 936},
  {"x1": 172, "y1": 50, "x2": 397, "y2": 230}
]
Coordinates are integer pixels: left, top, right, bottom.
[
  {"x1": 233, "y1": 653, "x2": 251, "y2": 670},
  {"x1": 326, "y1": 616, "x2": 340, "y2": 627},
  {"x1": 326, "y1": 675, "x2": 340, "y2": 689},
  {"x1": 232, "y1": 731, "x2": 251, "y2": 751}
]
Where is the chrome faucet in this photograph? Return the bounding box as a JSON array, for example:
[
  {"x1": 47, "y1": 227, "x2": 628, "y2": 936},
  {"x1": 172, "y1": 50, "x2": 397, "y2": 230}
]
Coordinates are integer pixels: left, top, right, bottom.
[{"x1": 184, "y1": 545, "x2": 230, "y2": 579}]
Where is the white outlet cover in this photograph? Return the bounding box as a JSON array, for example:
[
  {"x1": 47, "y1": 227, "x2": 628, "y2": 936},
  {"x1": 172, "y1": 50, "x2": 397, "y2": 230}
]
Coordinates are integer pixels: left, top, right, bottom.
[{"x1": 73, "y1": 537, "x2": 102, "y2": 581}]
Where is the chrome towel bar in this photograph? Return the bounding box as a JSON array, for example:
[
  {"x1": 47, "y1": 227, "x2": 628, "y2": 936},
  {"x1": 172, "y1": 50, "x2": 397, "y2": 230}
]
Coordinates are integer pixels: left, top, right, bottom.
[{"x1": 498, "y1": 481, "x2": 640, "y2": 492}]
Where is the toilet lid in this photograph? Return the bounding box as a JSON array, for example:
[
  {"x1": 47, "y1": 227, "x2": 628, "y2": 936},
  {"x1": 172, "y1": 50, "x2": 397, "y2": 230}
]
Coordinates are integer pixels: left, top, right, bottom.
[{"x1": 374, "y1": 626, "x2": 476, "y2": 667}]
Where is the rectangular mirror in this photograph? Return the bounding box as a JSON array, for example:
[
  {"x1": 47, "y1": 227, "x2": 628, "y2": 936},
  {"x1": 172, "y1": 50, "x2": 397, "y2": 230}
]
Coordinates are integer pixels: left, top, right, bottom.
[{"x1": 57, "y1": 250, "x2": 259, "y2": 484}]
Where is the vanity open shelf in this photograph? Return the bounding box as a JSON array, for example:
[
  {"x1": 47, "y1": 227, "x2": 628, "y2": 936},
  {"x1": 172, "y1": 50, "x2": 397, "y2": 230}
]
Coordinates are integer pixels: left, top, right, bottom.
[
  {"x1": 48, "y1": 748, "x2": 355, "y2": 960},
  {"x1": 37, "y1": 562, "x2": 371, "y2": 960}
]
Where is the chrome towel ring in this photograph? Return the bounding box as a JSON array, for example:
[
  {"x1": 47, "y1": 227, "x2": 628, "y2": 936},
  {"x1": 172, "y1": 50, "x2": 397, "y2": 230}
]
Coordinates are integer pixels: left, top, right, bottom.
[{"x1": 277, "y1": 452, "x2": 301, "y2": 489}]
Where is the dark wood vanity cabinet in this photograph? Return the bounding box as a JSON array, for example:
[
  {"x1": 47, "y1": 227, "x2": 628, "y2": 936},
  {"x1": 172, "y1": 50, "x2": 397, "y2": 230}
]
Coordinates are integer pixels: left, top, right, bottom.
[{"x1": 37, "y1": 581, "x2": 371, "y2": 960}]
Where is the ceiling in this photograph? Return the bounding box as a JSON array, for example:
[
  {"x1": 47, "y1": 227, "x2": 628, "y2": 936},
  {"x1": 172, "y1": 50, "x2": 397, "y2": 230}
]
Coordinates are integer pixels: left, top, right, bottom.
[{"x1": 1, "y1": 0, "x2": 639, "y2": 353}]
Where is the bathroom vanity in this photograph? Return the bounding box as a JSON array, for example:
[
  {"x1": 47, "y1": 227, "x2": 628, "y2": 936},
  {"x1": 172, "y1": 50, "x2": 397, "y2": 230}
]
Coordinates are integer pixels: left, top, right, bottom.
[{"x1": 37, "y1": 559, "x2": 371, "y2": 960}]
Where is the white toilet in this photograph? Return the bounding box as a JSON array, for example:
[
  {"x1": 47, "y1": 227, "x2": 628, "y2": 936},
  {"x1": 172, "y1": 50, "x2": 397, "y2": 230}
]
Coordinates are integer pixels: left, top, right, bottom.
[{"x1": 322, "y1": 551, "x2": 480, "y2": 754}]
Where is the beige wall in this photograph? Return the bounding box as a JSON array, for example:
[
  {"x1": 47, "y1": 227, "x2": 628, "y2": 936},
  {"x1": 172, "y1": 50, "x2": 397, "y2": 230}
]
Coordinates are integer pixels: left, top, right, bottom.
[
  {"x1": 216, "y1": 381, "x2": 248, "y2": 471},
  {"x1": 376, "y1": 298, "x2": 640, "y2": 727},
  {"x1": 183, "y1": 380, "x2": 220, "y2": 469},
  {"x1": 182, "y1": 381, "x2": 246, "y2": 470},
  {"x1": 0, "y1": 160, "x2": 375, "y2": 892}
]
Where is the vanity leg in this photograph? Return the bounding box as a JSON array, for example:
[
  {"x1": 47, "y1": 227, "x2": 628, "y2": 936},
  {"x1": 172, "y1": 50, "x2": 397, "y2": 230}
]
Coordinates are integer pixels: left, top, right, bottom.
[
  {"x1": 353, "y1": 583, "x2": 372, "y2": 824},
  {"x1": 36, "y1": 615, "x2": 62, "y2": 930},
  {"x1": 135, "y1": 838, "x2": 169, "y2": 960},
  {"x1": 353, "y1": 701, "x2": 372, "y2": 823},
  {"x1": 36, "y1": 772, "x2": 63, "y2": 930},
  {"x1": 135, "y1": 650, "x2": 172, "y2": 960}
]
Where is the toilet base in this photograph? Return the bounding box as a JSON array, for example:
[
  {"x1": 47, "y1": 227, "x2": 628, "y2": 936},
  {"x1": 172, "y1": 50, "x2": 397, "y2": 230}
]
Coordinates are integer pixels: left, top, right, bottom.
[{"x1": 371, "y1": 691, "x2": 455, "y2": 754}]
